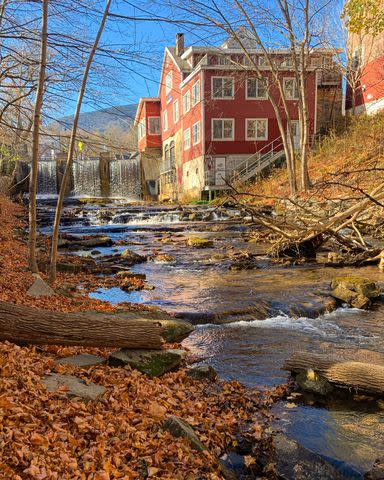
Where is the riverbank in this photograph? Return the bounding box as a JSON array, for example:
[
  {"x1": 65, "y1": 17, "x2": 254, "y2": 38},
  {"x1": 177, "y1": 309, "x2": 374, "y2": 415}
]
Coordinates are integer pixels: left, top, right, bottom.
[{"x1": 0, "y1": 196, "x2": 289, "y2": 479}]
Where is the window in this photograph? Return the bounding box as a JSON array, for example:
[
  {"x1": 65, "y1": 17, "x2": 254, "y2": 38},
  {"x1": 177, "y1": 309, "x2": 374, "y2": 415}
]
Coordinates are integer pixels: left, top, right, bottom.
[
  {"x1": 281, "y1": 56, "x2": 294, "y2": 67},
  {"x1": 164, "y1": 144, "x2": 170, "y2": 170},
  {"x1": 169, "y1": 141, "x2": 175, "y2": 167},
  {"x1": 173, "y1": 100, "x2": 179, "y2": 123},
  {"x1": 183, "y1": 91, "x2": 190, "y2": 114},
  {"x1": 212, "y1": 119, "x2": 234, "y2": 140},
  {"x1": 148, "y1": 117, "x2": 160, "y2": 135},
  {"x1": 311, "y1": 57, "x2": 322, "y2": 68},
  {"x1": 323, "y1": 56, "x2": 333, "y2": 68},
  {"x1": 192, "y1": 121, "x2": 200, "y2": 145},
  {"x1": 184, "y1": 128, "x2": 191, "y2": 150},
  {"x1": 166, "y1": 71, "x2": 173, "y2": 94},
  {"x1": 246, "y1": 119, "x2": 268, "y2": 141},
  {"x1": 163, "y1": 110, "x2": 168, "y2": 131},
  {"x1": 246, "y1": 78, "x2": 268, "y2": 99},
  {"x1": 283, "y1": 78, "x2": 299, "y2": 99},
  {"x1": 258, "y1": 56, "x2": 266, "y2": 66},
  {"x1": 138, "y1": 119, "x2": 145, "y2": 139},
  {"x1": 192, "y1": 80, "x2": 200, "y2": 106},
  {"x1": 212, "y1": 77, "x2": 234, "y2": 98}
]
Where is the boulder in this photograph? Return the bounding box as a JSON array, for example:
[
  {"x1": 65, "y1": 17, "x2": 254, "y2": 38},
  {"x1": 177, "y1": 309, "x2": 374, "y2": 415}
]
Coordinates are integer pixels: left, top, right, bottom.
[
  {"x1": 295, "y1": 369, "x2": 333, "y2": 396},
  {"x1": 187, "y1": 237, "x2": 213, "y2": 248},
  {"x1": 187, "y1": 365, "x2": 218, "y2": 381},
  {"x1": 153, "y1": 253, "x2": 174, "y2": 262},
  {"x1": 274, "y1": 434, "x2": 346, "y2": 480},
  {"x1": 108, "y1": 349, "x2": 186, "y2": 377},
  {"x1": 119, "y1": 277, "x2": 145, "y2": 292},
  {"x1": 163, "y1": 415, "x2": 206, "y2": 451},
  {"x1": 27, "y1": 275, "x2": 55, "y2": 298},
  {"x1": 331, "y1": 277, "x2": 381, "y2": 309},
  {"x1": 120, "y1": 249, "x2": 147, "y2": 265},
  {"x1": 55, "y1": 354, "x2": 106, "y2": 368},
  {"x1": 41, "y1": 373, "x2": 106, "y2": 402},
  {"x1": 158, "y1": 318, "x2": 194, "y2": 342},
  {"x1": 116, "y1": 271, "x2": 146, "y2": 280}
]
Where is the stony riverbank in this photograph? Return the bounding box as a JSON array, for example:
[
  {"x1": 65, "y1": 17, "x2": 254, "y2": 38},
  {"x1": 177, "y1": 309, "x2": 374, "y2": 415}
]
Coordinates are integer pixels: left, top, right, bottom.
[{"x1": 0, "y1": 196, "x2": 293, "y2": 479}]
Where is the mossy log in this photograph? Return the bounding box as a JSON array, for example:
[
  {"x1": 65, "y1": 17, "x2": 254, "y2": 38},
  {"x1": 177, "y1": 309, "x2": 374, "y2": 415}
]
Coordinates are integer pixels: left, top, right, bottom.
[
  {"x1": 284, "y1": 351, "x2": 384, "y2": 396},
  {"x1": 0, "y1": 301, "x2": 163, "y2": 348}
]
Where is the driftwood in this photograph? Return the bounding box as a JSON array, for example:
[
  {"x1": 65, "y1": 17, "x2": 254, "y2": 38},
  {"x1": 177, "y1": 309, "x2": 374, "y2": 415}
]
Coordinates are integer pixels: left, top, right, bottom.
[
  {"x1": 284, "y1": 351, "x2": 384, "y2": 396},
  {"x1": 0, "y1": 301, "x2": 163, "y2": 348}
]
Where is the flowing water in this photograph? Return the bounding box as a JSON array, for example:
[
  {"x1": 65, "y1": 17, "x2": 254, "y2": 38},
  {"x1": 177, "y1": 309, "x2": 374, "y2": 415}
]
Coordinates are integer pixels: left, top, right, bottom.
[
  {"x1": 36, "y1": 157, "x2": 142, "y2": 199},
  {"x1": 39, "y1": 202, "x2": 384, "y2": 478},
  {"x1": 37, "y1": 160, "x2": 57, "y2": 195}
]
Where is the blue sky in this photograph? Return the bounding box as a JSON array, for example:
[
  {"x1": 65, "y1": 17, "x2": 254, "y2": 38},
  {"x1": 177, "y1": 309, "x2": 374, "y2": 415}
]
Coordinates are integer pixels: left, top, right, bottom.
[{"x1": 57, "y1": 0, "x2": 344, "y2": 117}]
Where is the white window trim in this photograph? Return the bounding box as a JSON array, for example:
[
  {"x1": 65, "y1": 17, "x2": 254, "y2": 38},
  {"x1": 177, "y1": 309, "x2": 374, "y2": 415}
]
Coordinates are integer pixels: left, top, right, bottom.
[
  {"x1": 211, "y1": 76, "x2": 235, "y2": 99},
  {"x1": 245, "y1": 118, "x2": 268, "y2": 141},
  {"x1": 211, "y1": 118, "x2": 235, "y2": 141},
  {"x1": 192, "y1": 120, "x2": 201, "y2": 145},
  {"x1": 246, "y1": 78, "x2": 268, "y2": 100},
  {"x1": 283, "y1": 77, "x2": 299, "y2": 100},
  {"x1": 165, "y1": 71, "x2": 173, "y2": 95},
  {"x1": 163, "y1": 111, "x2": 168, "y2": 132},
  {"x1": 138, "y1": 119, "x2": 146, "y2": 140},
  {"x1": 192, "y1": 80, "x2": 201, "y2": 106},
  {"x1": 148, "y1": 116, "x2": 161, "y2": 135},
  {"x1": 173, "y1": 99, "x2": 179, "y2": 123},
  {"x1": 183, "y1": 90, "x2": 191, "y2": 114},
  {"x1": 183, "y1": 127, "x2": 191, "y2": 150}
]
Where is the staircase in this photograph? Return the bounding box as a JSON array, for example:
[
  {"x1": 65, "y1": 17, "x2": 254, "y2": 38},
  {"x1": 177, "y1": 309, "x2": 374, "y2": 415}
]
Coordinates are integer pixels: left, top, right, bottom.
[{"x1": 232, "y1": 138, "x2": 285, "y2": 183}]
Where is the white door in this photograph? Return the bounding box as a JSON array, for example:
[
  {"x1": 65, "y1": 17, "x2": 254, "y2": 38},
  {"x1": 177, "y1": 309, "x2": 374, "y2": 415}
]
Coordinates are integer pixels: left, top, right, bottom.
[
  {"x1": 289, "y1": 121, "x2": 300, "y2": 150},
  {"x1": 215, "y1": 157, "x2": 226, "y2": 185}
]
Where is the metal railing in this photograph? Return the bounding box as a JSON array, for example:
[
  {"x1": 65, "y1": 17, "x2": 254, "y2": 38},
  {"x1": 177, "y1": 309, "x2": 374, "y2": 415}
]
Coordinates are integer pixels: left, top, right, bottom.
[
  {"x1": 159, "y1": 168, "x2": 176, "y2": 186},
  {"x1": 232, "y1": 137, "x2": 285, "y2": 183}
]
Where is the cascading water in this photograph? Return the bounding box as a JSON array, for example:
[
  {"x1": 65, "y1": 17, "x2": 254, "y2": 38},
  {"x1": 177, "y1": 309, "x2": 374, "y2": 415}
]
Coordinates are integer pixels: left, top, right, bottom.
[
  {"x1": 37, "y1": 160, "x2": 57, "y2": 196},
  {"x1": 109, "y1": 157, "x2": 142, "y2": 199},
  {"x1": 37, "y1": 156, "x2": 142, "y2": 199},
  {"x1": 71, "y1": 158, "x2": 101, "y2": 197}
]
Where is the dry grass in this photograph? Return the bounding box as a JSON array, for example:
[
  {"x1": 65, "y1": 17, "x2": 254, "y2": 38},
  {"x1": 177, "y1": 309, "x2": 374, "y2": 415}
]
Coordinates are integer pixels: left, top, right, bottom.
[{"x1": 238, "y1": 111, "x2": 384, "y2": 205}]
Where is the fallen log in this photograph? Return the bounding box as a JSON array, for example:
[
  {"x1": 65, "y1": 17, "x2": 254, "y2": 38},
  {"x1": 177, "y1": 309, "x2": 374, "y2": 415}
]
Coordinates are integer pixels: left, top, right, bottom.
[
  {"x1": 284, "y1": 351, "x2": 384, "y2": 396},
  {"x1": 0, "y1": 301, "x2": 163, "y2": 348}
]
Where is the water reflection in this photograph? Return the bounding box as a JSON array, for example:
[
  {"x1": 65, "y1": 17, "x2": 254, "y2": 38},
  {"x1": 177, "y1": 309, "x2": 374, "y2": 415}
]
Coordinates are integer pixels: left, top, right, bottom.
[{"x1": 47, "y1": 203, "x2": 384, "y2": 478}]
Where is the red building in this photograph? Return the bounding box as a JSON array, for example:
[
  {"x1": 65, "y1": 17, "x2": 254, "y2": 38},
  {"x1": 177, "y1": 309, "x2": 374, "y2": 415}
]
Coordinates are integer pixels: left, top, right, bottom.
[
  {"x1": 135, "y1": 32, "x2": 342, "y2": 200},
  {"x1": 346, "y1": 32, "x2": 384, "y2": 115}
]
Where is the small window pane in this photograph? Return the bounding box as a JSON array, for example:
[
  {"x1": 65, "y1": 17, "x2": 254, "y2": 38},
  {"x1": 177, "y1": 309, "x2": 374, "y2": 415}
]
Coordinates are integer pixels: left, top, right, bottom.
[
  {"x1": 213, "y1": 120, "x2": 222, "y2": 139},
  {"x1": 223, "y1": 120, "x2": 233, "y2": 139},
  {"x1": 247, "y1": 79, "x2": 257, "y2": 98},
  {"x1": 213, "y1": 78, "x2": 222, "y2": 97},
  {"x1": 223, "y1": 78, "x2": 233, "y2": 97}
]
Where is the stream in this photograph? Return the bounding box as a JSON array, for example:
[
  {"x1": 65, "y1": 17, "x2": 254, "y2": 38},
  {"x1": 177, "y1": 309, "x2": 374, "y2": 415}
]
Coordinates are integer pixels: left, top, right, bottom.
[{"x1": 39, "y1": 201, "x2": 384, "y2": 479}]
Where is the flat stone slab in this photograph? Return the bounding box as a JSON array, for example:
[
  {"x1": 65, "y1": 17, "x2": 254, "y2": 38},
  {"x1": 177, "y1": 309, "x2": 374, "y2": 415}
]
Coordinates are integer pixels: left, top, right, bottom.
[
  {"x1": 27, "y1": 275, "x2": 55, "y2": 298},
  {"x1": 163, "y1": 415, "x2": 206, "y2": 451},
  {"x1": 108, "y1": 349, "x2": 186, "y2": 377},
  {"x1": 187, "y1": 365, "x2": 218, "y2": 381},
  {"x1": 41, "y1": 373, "x2": 106, "y2": 402},
  {"x1": 55, "y1": 354, "x2": 105, "y2": 368}
]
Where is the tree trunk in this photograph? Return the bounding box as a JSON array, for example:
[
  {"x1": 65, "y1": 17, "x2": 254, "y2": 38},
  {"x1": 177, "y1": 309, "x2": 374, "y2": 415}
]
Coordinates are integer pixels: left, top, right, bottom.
[
  {"x1": 29, "y1": 0, "x2": 48, "y2": 273},
  {"x1": 284, "y1": 351, "x2": 384, "y2": 395},
  {"x1": 49, "y1": 0, "x2": 111, "y2": 284},
  {"x1": 0, "y1": 301, "x2": 163, "y2": 348}
]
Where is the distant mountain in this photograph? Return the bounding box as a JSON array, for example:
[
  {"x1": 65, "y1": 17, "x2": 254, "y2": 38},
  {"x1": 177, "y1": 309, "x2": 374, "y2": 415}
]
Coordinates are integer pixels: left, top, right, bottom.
[{"x1": 55, "y1": 104, "x2": 138, "y2": 132}]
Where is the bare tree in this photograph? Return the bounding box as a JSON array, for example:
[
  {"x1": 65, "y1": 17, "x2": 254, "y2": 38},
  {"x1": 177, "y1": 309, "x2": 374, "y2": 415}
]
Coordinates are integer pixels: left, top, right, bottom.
[
  {"x1": 29, "y1": 0, "x2": 48, "y2": 273},
  {"x1": 49, "y1": 0, "x2": 112, "y2": 284}
]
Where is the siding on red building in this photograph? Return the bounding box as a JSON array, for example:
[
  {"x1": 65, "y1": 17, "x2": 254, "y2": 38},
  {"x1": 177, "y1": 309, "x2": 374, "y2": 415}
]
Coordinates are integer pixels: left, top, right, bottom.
[{"x1": 135, "y1": 35, "x2": 342, "y2": 200}]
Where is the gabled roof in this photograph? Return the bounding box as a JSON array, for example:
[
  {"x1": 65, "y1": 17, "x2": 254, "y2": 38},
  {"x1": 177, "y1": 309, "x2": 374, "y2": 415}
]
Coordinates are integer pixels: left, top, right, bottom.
[{"x1": 134, "y1": 97, "x2": 160, "y2": 125}]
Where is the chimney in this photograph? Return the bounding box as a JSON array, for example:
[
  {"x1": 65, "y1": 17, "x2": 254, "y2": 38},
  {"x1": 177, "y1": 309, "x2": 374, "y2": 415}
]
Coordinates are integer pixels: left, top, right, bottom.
[{"x1": 176, "y1": 33, "x2": 184, "y2": 56}]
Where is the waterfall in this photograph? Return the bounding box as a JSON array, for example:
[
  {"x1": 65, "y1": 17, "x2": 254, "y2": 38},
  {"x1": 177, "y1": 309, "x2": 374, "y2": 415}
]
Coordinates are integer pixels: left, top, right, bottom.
[
  {"x1": 36, "y1": 155, "x2": 142, "y2": 199},
  {"x1": 109, "y1": 157, "x2": 142, "y2": 199},
  {"x1": 37, "y1": 160, "x2": 57, "y2": 196},
  {"x1": 71, "y1": 158, "x2": 101, "y2": 197}
]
